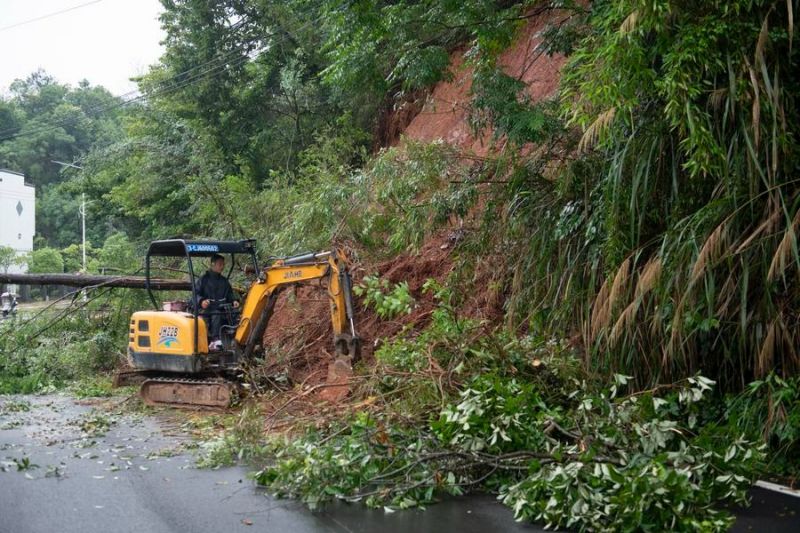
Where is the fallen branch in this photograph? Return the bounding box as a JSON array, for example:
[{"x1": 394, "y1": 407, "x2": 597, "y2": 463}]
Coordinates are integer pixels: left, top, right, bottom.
[{"x1": 264, "y1": 377, "x2": 369, "y2": 429}]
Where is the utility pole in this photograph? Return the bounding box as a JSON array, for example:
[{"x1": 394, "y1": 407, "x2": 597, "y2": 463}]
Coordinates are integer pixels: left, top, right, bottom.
[
  {"x1": 80, "y1": 193, "x2": 86, "y2": 272},
  {"x1": 52, "y1": 160, "x2": 87, "y2": 300},
  {"x1": 51, "y1": 161, "x2": 87, "y2": 266}
]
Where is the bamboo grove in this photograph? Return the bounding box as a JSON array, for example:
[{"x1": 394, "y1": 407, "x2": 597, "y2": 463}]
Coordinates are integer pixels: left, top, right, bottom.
[{"x1": 495, "y1": 0, "x2": 800, "y2": 390}]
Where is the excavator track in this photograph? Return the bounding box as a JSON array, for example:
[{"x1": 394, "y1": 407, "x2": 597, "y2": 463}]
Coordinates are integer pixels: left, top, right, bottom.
[{"x1": 140, "y1": 377, "x2": 238, "y2": 409}]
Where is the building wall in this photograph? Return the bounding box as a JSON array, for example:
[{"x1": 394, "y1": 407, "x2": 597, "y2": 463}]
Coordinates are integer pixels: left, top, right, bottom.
[{"x1": 0, "y1": 169, "x2": 36, "y2": 274}]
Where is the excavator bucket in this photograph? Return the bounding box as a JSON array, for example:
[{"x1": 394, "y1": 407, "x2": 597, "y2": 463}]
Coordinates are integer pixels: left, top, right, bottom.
[
  {"x1": 321, "y1": 334, "x2": 362, "y2": 402},
  {"x1": 321, "y1": 357, "x2": 354, "y2": 403},
  {"x1": 334, "y1": 333, "x2": 361, "y2": 362}
]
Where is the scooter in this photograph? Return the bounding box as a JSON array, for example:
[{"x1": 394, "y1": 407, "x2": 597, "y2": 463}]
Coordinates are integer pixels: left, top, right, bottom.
[{"x1": 1, "y1": 292, "x2": 18, "y2": 319}]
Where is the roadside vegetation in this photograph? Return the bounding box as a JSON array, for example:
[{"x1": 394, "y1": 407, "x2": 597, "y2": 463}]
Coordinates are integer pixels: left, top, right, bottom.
[
  {"x1": 1, "y1": 0, "x2": 799, "y2": 530},
  {"x1": 200, "y1": 289, "x2": 799, "y2": 531},
  {"x1": 0, "y1": 288, "x2": 144, "y2": 394}
]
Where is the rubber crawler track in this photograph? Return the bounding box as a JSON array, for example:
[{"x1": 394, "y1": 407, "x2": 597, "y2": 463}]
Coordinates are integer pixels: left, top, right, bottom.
[{"x1": 140, "y1": 377, "x2": 238, "y2": 409}]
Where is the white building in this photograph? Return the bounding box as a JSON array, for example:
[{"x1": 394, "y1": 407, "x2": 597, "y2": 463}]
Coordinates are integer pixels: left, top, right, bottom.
[{"x1": 0, "y1": 168, "x2": 35, "y2": 274}]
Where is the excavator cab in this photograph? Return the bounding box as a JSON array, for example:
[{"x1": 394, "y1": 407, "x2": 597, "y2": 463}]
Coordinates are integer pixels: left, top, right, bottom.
[{"x1": 128, "y1": 239, "x2": 260, "y2": 375}]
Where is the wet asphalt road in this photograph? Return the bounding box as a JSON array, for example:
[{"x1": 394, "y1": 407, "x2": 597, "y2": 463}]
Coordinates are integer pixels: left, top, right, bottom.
[
  {"x1": 0, "y1": 394, "x2": 542, "y2": 533},
  {"x1": 1, "y1": 394, "x2": 798, "y2": 533}
]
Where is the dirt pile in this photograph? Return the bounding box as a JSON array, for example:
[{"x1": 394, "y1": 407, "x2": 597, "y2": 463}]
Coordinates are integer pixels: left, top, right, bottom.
[{"x1": 260, "y1": 233, "x2": 457, "y2": 387}]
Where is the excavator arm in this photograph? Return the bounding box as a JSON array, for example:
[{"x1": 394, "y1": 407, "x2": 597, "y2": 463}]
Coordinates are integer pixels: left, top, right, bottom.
[{"x1": 233, "y1": 249, "x2": 360, "y2": 361}]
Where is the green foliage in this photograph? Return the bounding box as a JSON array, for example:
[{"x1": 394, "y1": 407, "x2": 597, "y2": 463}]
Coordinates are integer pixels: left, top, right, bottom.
[
  {"x1": 566, "y1": 0, "x2": 800, "y2": 382},
  {"x1": 353, "y1": 275, "x2": 415, "y2": 319},
  {"x1": 36, "y1": 185, "x2": 83, "y2": 250},
  {"x1": 80, "y1": 105, "x2": 229, "y2": 242},
  {"x1": 498, "y1": 375, "x2": 761, "y2": 532},
  {"x1": 321, "y1": 0, "x2": 531, "y2": 96},
  {"x1": 722, "y1": 373, "x2": 800, "y2": 477},
  {"x1": 371, "y1": 279, "x2": 582, "y2": 419},
  {"x1": 25, "y1": 247, "x2": 63, "y2": 274},
  {"x1": 0, "y1": 288, "x2": 144, "y2": 393},
  {"x1": 13, "y1": 457, "x2": 39, "y2": 472},
  {"x1": 256, "y1": 412, "x2": 458, "y2": 510},
  {"x1": 470, "y1": 73, "x2": 564, "y2": 145},
  {"x1": 60, "y1": 242, "x2": 95, "y2": 273},
  {"x1": 74, "y1": 411, "x2": 113, "y2": 438},
  {"x1": 41, "y1": 0, "x2": 528, "y2": 250},
  {"x1": 0, "y1": 316, "x2": 117, "y2": 393},
  {"x1": 460, "y1": 0, "x2": 800, "y2": 391},
  {"x1": 0, "y1": 71, "x2": 127, "y2": 248},
  {"x1": 434, "y1": 376, "x2": 553, "y2": 453},
  {"x1": 0, "y1": 246, "x2": 20, "y2": 274},
  {"x1": 255, "y1": 373, "x2": 762, "y2": 531},
  {"x1": 196, "y1": 402, "x2": 267, "y2": 468},
  {"x1": 374, "y1": 280, "x2": 479, "y2": 374},
  {"x1": 0, "y1": 398, "x2": 31, "y2": 414},
  {"x1": 204, "y1": 137, "x2": 479, "y2": 257},
  {"x1": 364, "y1": 141, "x2": 478, "y2": 252},
  {"x1": 251, "y1": 288, "x2": 765, "y2": 529},
  {"x1": 14, "y1": 233, "x2": 137, "y2": 278},
  {"x1": 0, "y1": 0, "x2": 524, "y2": 254},
  {"x1": 70, "y1": 376, "x2": 114, "y2": 399},
  {"x1": 59, "y1": 233, "x2": 138, "y2": 274},
  {"x1": 96, "y1": 233, "x2": 139, "y2": 273}
]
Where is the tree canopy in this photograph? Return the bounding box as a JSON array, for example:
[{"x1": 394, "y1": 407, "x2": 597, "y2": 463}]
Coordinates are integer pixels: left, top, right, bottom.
[{"x1": 0, "y1": 71, "x2": 127, "y2": 248}]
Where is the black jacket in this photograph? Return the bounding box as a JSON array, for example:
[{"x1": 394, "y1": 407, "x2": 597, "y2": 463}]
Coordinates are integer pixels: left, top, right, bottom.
[{"x1": 195, "y1": 271, "x2": 235, "y2": 308}]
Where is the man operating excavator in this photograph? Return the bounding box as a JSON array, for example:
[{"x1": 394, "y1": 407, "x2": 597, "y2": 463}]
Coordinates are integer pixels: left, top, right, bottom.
[{"x1": 195, "y1": 253, "x2": 239, "y2": 349}]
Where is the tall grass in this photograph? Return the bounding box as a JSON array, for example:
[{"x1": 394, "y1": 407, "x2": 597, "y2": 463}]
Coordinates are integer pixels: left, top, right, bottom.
[{"x1": 493, "y1": 0, "x2": 799, "y2": 390}]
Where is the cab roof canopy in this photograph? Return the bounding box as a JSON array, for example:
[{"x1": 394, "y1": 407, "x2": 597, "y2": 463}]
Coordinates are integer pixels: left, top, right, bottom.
[{"x1": 147, "y1": 239, "x2": 257, "y2": 257}]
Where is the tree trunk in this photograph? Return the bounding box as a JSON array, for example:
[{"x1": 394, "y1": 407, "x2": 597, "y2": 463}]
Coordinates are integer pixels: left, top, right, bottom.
[{"x1": 0, "y1": 273, "x2": 191, "y2": 290}]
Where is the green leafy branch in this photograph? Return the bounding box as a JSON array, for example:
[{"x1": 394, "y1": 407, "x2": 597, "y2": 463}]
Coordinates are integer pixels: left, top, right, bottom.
[{"x1": 354, "y1": 275, "x2": 416, "y2": 319}]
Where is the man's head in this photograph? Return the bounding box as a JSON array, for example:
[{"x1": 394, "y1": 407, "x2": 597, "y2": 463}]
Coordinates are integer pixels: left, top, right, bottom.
[{"x1": 210, "y1": 254, "x2": 225, "y2": 273}]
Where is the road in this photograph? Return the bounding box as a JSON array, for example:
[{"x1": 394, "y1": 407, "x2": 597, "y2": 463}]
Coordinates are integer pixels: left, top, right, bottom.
[{"x1": 1, "y1": 394, "x2": 797, "y2": 533}]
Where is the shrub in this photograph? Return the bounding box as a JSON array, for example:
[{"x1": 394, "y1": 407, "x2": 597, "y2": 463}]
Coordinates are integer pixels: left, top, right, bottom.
[{"x1": 353, "y1": 275, "x2": 415, "y2": 319}]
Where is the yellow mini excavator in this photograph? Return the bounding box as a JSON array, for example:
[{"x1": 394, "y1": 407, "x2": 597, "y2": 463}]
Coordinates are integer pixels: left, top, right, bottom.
[{"x1": 124, "y1": 239, "x2": 360, "y2": 408}]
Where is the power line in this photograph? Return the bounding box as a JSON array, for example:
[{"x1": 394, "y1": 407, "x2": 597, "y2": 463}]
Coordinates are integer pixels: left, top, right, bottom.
[
  {"x1": 0, "y1": 14, "x2": 322, "y2": 143},
  {"x1": 0, "y1": 40, "x2": 255, "y2": 140},
  {"x1": 0, "y1": 19, "x2": 273, "y2": 141},
  {"x1": 0, "y1": 40, "x2": 253, "y2": 140},
  {"x1": 0, "y1": 49, "x2": 258, "y2": 142},
  {"x1": 0, "y1": 0, "x2": 107, "y2": 33},
  {"x1": 0, "y1": 17, "x2": 251, "y2": 139},
  {"x1": 141, "y1": 19, "x2": 250, "y2": 88}
]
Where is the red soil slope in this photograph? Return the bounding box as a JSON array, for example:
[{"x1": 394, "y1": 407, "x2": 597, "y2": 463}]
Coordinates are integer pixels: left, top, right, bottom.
[
  {"x1": 262, "y1": 234, "x2": 456, "y2": 385},
  {"x1": 401, "y1": 10, "x2": 567, "y2": 156},
  {"x1": 260, "y1": 13, "x2": 566, "y2": 397}
]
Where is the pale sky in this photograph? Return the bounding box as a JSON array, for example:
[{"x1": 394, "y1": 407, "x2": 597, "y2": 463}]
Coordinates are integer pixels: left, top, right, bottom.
[{"x1": 0, "y1": 0, "x2": 165, "y2": 97}]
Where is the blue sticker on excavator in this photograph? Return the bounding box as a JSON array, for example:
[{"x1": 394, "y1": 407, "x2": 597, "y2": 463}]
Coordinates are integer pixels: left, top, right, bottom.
[
  {"x1": 186, "y1": 244, "x2": 220, "y2": 253},
  {"x1": 157, "y1": 325, "x2": 180, "y2": 348}
]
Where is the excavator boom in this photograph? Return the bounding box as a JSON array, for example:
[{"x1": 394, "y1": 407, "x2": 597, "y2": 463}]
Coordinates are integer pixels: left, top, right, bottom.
[{"x1": 234, "y1": 250, "x2": 360, "y2": 362}]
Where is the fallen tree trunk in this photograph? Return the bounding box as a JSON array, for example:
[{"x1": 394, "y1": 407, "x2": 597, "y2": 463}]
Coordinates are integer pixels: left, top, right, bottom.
[{"x1": 0, "y1": 273, "x2": 191, "y2": 290}]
